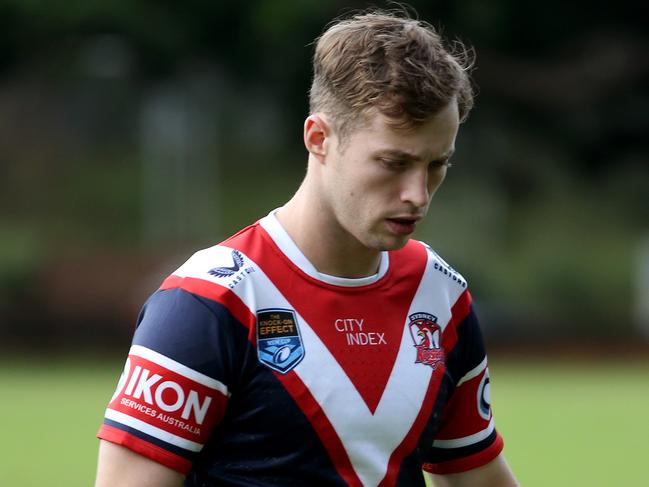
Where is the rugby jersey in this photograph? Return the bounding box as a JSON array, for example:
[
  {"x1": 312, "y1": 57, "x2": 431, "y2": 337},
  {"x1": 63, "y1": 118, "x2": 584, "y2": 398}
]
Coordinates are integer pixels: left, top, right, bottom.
[{"x1": 97, "y1": 211, "x2": 503, "y2": 486}]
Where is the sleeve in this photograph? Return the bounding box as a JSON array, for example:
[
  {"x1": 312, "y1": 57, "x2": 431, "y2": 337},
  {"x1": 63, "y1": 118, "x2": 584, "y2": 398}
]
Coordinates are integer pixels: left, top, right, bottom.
[
  {"x1": 97, "y1": 286, "x2": 246, "y2": 474},
  {"x1": 422, "y1": 302, "x2": 504, "y2": 474}
]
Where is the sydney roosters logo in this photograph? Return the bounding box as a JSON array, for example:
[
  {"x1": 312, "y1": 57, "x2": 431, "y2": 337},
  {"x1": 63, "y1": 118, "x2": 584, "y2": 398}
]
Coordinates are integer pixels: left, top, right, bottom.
[{"x1": 408, "y1": 312, "x2": 444, "y2": 369}]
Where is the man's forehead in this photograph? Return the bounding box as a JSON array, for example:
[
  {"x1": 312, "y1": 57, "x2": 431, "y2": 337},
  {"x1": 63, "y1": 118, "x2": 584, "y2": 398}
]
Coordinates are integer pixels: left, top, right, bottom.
[{"x1": 360, "y1": 113, "x2": 458, "y2": 157}]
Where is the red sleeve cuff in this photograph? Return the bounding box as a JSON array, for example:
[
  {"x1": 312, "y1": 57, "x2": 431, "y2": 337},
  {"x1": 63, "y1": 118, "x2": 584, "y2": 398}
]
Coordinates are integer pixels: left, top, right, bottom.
[
  {"x1": 422, "y1": 432, "x2": 504, "y2": 475},
  {"x1": 97, "y1": 424, "x2": 193, "y2": 475}
]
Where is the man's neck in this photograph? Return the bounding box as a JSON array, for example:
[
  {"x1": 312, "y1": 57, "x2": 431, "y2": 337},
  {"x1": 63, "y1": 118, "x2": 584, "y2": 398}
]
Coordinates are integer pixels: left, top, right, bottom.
[{"x1": 276, "y1": 188, "x2": 382, "y2": 279}]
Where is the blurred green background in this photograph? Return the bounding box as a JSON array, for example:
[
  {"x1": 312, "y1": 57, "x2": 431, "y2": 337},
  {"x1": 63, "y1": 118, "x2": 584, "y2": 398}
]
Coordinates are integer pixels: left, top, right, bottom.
[{"x1": 0, "y1": 0, "x2": 647, "y2": 485}]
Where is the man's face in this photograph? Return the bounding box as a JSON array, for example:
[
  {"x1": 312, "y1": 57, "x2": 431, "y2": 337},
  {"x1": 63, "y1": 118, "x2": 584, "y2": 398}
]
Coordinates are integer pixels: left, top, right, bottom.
[{"x1": 321, "y1": 102, "x2": 460, "y2": 252}]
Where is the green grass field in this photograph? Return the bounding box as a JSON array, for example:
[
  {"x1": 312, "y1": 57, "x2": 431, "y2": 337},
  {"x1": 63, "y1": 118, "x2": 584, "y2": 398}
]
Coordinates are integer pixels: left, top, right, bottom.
[{"x1": 1, "y1": 355, "x2": 647, "y2": 486}]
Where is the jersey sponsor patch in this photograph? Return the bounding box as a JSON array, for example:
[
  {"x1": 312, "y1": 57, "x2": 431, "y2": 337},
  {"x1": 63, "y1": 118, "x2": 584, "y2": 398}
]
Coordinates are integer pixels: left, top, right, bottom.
[
  {"x1": 408, "y1": 312, "x2": 444, "y2": 370},
  {"x1": 256, "y1": 308, "x2": 305, "y2": 374},
  {"x1": 105, "y1": 345, "x2": 228, "y2": 451}
]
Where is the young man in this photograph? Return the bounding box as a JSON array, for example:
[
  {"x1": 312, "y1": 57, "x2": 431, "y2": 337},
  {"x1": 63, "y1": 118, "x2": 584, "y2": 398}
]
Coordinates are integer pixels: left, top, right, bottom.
[{"x1": 95, "y1": 9, "x2": 518, "y2": 487}]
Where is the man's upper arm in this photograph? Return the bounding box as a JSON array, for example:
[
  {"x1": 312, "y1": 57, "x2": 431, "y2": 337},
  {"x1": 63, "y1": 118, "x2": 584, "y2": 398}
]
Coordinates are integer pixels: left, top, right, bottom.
[
  {"x1": 427, "y1": 453, "x2": 518, "y2": 487},
  {"x1": 423, "y1": 303, "x2": 504, "y2": 474},
  {"x1": 95, "y1": 440, "x2": 185, "y2": 487},
  {"x1": 95, "y1": 263, "x2": 246, "y2": 478}
]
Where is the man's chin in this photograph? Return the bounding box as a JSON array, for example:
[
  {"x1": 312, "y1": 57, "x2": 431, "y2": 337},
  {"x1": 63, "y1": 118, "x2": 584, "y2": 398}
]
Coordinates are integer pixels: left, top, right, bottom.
[{"x1": 372, "y1": 234, "x2": 411, "y2": 252}]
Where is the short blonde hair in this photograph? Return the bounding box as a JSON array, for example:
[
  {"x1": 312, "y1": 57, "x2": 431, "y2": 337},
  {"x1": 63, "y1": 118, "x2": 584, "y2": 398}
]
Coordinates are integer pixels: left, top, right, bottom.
[{"x1": 309, "y1": 9, "x2": 474, "y2": 141}]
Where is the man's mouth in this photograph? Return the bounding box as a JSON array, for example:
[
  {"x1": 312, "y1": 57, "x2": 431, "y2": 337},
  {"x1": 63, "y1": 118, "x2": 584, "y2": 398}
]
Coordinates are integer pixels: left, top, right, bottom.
[{"x1": 386, "y1": 217, "x2": 420, "y2": 236}]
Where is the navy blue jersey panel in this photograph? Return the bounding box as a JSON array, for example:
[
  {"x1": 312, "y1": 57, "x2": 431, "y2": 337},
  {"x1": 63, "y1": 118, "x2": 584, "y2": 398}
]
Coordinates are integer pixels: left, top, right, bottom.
[
  {"x1": 414, "y1": 372, "x2": 456, "y2": 468},
  {"x1": 393, "y1": 450, "x2": 428, "y2": 487},
  {"x1": 132, "y1": 290, "x2": 347, "y2": 485},
  {"x1": 132, "y1": 288, "x2": 250, "y2": 383},
  {"x1": 188, "y1": 366, "x2": 347, "y2": 486},
  {"x1": 418, "y1": 371, "x2": 455, "y2": 444},
  {"x1": 444, "y1": 306, "x2": 487, "y2": 385}
]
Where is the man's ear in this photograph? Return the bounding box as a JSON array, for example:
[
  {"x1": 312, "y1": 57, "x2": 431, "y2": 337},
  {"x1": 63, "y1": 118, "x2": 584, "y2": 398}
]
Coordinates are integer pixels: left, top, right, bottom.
[{"x1": 303, "y1": 114, "x2": 332, "y2": 160}]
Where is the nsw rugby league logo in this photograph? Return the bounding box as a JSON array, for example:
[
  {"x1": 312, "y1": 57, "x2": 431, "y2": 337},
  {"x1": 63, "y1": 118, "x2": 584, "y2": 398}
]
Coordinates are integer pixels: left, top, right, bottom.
[
  {"x1": 256, "y1": 309, "x2": 305, "y2": 374},
  {"x1": 408, "y1": 312, "x2": 444, "y2": 369}
]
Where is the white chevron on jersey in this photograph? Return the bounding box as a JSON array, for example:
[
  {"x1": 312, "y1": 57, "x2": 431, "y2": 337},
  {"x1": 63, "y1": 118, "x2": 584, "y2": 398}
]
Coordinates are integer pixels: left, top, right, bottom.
[{"x1": 168, "y1": 242, "x2": 467, "y2": 487}]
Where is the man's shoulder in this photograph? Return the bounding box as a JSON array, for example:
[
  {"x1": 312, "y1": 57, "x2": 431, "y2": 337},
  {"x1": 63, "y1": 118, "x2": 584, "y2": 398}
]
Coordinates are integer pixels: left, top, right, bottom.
[
  {"x1": 160, "y1": 221, "x2": 270, "y2": 290},
  {"x1": 407, "y1": 239, "x2": 469, "y2": 290}
]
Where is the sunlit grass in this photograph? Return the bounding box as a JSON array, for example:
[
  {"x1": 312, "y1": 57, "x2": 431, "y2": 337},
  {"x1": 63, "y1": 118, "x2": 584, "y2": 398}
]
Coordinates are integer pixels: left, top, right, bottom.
[
  {"x1": 491, "y1": 359, "x2": 649, "y2": 487},
  {"x1": 0, "y1": 357, "x2": 121, "y2": 487}
]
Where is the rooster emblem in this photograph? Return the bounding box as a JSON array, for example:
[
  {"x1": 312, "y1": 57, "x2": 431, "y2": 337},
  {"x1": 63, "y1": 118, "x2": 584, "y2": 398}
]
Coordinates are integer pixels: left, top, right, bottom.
[{"x1": 408, "y1": 313, "x2": 444, "y2": 369}]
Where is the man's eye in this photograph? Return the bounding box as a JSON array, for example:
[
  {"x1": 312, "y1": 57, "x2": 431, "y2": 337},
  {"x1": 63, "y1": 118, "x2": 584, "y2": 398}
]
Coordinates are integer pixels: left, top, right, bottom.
[
  {"x1": 429, "y1": 160, "x2": 453, "y2": 169},
  {"x1": 381, "y1": 159, "x2": 407, "y2": 170}
]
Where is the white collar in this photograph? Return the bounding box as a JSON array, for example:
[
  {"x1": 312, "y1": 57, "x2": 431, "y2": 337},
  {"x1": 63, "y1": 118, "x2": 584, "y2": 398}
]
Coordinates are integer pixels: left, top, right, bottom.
[{"x1": 258, "y1": 209, "x2": 390, "y2": 287}]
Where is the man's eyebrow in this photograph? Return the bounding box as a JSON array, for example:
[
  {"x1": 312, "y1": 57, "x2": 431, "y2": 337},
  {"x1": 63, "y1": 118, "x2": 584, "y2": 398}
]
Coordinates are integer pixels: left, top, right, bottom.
[
  {"x1": 373, "y1": 149, "x2": 419, "y2": 160},
  {"x1": 374, "y1": 148, "x2": 455, "y2": 161}
]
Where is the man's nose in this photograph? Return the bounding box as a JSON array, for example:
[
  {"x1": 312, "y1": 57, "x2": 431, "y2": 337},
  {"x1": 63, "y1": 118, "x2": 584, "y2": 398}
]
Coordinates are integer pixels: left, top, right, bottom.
[{"x1": 400, "y1": 168, "x2": 430, "y2": 208}]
